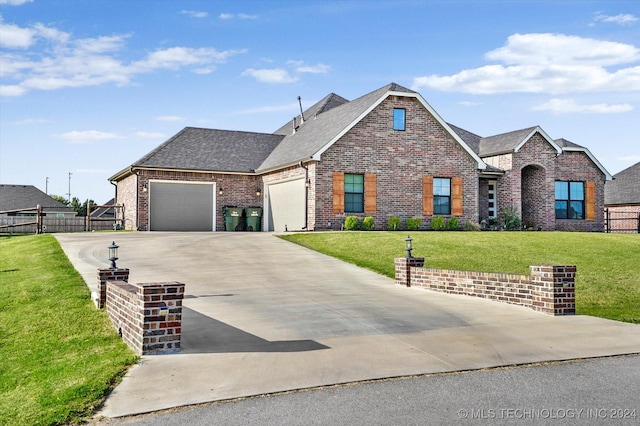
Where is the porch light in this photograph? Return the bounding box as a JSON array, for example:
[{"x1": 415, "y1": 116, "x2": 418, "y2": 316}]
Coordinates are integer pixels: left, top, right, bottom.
[
  {"x1": 218, "y1": 187, "x2": 223, "y2": 196},
  {"x1": 108, "y1": 241, "x2": 119, "y2": 269},
  {"x1": 256, "y1": 188, "x2": 262, "y2": 197},
  {"x1": 405, "y1": 235, "x2": 413, "y2": 259}
]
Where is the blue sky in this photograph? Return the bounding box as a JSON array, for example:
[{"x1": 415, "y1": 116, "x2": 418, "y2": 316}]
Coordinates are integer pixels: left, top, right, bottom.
[{"x1": 1, "y1": 0, "x2": 639, "y2": 205}]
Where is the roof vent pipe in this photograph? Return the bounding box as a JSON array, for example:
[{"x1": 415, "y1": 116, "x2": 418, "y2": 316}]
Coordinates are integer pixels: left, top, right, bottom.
[
  {"x1": 297, "y1": 96, "x2": 305, "y2": 123},
  {"x1": 292, "y1": 116, "x2": 296, "y2": 134}
]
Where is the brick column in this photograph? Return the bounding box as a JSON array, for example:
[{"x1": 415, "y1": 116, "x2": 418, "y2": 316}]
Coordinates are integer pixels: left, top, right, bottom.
[
  {"x1": 394, "y1": 257, "x2": 425, "y2": 287},
  {"x1": 141, "y1": 282, "x2": 185, "y2": 354},
  {"x1": 530, "y1": 265, "x2": 576, "y2": 316},
  {"x1": 97, "y1": 268, "x2": 129, "y2": 308}
]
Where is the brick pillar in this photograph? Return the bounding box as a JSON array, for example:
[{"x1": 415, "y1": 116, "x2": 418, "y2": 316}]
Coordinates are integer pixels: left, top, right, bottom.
[
  {"x1": 394, "y1": 257, "x2": 425, "y2": 287},
  {"x1": 530, "y1": 265, "x2": 576, "y2": 316},
  {"x1": 141, "y1": 282, "x2": 185, "y2": 354},
  {"x1": 97, "y1": 268, "x2": 130, "y2": 308}
]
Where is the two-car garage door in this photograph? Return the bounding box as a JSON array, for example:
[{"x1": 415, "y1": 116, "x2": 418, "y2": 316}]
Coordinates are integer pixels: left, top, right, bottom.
[{"x1": 149, "y1": 182, "x2": 215, "y2": 231}]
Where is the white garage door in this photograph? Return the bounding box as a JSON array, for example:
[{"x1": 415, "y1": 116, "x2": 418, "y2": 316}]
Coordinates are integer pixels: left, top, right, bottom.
[
  {"x1": 149, "y1": 182, "x2": 214, "y2": 231},
  {"x1": 267, "y1": 178, "x2": 305, "y2": 232}
]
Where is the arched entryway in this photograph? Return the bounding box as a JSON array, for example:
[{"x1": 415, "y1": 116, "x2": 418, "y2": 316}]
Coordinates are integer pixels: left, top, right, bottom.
[{"x1": 521, "y1": 165, "x2": 547, "y2": 230}]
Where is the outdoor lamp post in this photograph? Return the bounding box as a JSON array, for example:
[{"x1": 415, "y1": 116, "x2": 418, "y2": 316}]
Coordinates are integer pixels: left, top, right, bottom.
[
  {"x1": 108, "y1": 241, "x2": 119, "y2": 269},
  {"x1": 405, "y1": 235, "x2": 413, "y2": 258}
]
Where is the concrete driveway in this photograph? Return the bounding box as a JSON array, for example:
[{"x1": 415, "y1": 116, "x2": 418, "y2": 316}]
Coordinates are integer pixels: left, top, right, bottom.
[{"x1": 55, "y1": 232, "x2": 640, "y2": 418}]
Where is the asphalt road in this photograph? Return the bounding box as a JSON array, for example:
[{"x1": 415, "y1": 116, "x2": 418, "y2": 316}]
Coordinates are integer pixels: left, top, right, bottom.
[{"x1": 93, "y1": 354, "x2": 639, "y2": 425}]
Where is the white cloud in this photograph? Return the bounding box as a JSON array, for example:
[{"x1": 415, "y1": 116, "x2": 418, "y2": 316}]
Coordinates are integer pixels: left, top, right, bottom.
[
  {"x1": 155, "y1": 115, "x2": 185, "y2": 122},
  {"x1": 219, "y1": 13, "x2": 257, "y2": 20},
  {"x1": 0, "y1": 0, "x2": 33, "y2": 5},
  {"x1": 532, "y1": 98, "x2": 633, "y2": 114},
  {"x1": 133, "y1": 131, "x2": 166, "y2": 139},
  {"x1": 288, "y1": 60, "x2": 331, "y2": 74},
  {"x1": 238, "y1": 102, "x2": 301, "y2": 115},
  {"x1": 56, "y1": 130, "x2": 120, "y2": 143},
  {"x1": 7, "y1": 118, "x2": 51, "y2": 125},
  {"x1": 241, "y1": 68, "x2": 298, "y2": 83},
  {"x1": 617, "y1": 155, "x2": 640, "y2": 162},
  {"x1": 180, "y1": 10, "x2": 208, "y2": 18},
  {"x1": 594, "y1": 13, "x2": 638, "y2": 25},
  {"x1": 0, "y1": 19, "x2": 247, "y2": 96},
  {"x1": 412, "y1": 33, "x2": 640, "y2": 95},
  {"x1": 458, "y1": 101, "x2": 482, "y2": 107}
]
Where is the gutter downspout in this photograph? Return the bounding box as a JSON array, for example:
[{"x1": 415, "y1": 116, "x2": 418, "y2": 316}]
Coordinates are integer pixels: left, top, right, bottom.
[{"x1": 299, "y1": 160, "x2": 308, "y2": 230}]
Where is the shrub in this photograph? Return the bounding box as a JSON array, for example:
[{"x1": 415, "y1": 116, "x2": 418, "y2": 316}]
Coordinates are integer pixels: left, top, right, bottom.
[
  {"x1": 344, "y1": 216, "x2": 359, "y2": 230},
  {"x1": 406, "y1": 217, "x2": 422, "y2": 231},
  {"x1": 446, "y1": 217, "x2": 459, "y2": 230},
  {"x1": 387, "y1": 216, "x2": 401, "y2": 231},
  {"x1": 430, "y1": 216, "x2": 446, "y2": 231},
  {"x1": 499, "y1": 205, "x2": 522, "y2": 230},
  {"x1": 464, "y1": 221, "x2": 482, "y2": 231},
  {"x1": 362, "y1": 216, "x2": 375, "y2": 231}
]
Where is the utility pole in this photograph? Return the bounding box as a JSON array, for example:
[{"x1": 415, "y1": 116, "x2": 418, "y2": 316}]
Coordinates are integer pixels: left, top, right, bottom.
[
  {"x1": 67, "y1": 172, "x2": 72, "y2": 203},
  {"x1": 46, "y1": 177, "x2": 49, "y2": 194}
]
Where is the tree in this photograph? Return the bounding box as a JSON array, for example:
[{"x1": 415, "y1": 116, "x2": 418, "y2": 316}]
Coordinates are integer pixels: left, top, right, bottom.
[{"x1": 50, "y1": 194, "x2": 69, "y2": 205}]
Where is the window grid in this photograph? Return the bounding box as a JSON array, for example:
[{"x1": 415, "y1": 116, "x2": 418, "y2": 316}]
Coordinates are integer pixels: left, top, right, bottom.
[
  {"x1": 345, "y1": 174, "x2": 364, "y2": 213},
  {"x1": 433, "y1": 177, "x2": 451, "y2": 215},
  {"x1": 555, "y1": 181, "x2": 585, "y2": 219}
]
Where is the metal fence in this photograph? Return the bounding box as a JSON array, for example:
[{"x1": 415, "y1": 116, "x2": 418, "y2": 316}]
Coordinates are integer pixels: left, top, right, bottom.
[{"x1": 604, "y1": 209, "x2": 640, "y2": 233}]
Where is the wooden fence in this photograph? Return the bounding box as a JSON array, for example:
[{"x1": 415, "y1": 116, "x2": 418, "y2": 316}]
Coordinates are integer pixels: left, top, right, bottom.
[{"x1": 0, "y1": 204, "x2": 124, "y2": 234}]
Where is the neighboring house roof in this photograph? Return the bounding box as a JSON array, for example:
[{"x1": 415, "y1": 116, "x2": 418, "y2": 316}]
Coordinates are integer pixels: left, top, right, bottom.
[
  {"x1": 90, "y1": 198, "x2": 115, "y2": 218},
  {"x1": 605, "y1": 162, "x2": 640, "y2": 206},
  {"x1": 257, "y1": 82, "x2": 485, "y2": 172},
  {"x1": 0, "y1": 184, "x2": 76, "y2": 215}
]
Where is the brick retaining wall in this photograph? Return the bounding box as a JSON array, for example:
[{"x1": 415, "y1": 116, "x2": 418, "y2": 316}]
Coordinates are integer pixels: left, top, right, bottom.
[
  {"x1": 98, "y1": 268, "x2": 185, "y2": 355},
  {"x1": 394, "y1": 258, "x2": 575, "y2": 316}
]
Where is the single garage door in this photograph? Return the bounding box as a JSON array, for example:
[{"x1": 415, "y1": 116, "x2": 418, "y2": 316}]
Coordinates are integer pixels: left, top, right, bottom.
[
  {"x1": 149, "y1": 182, "x2": 214, "y2": 231},
  {"x1": 267, "y1": 178, "x2": 305, "y2": 232}
]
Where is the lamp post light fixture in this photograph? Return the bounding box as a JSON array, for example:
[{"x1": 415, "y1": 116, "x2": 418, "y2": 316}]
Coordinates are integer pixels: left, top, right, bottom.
[
  {"x1": 108, "y1": 241, "x2": 119, "y2": 269},
  {"x1": 405, "y1": 235, "x2": 413, "y2": 258}
]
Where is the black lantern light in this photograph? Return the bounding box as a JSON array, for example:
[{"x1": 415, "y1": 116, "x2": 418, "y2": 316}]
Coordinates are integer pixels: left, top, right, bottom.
[
  {"x1": 108, "y1": 241, "x2": 119, "y2": 269},
  {"x1": 405, "y1": 235, "x2": 413, "y2": 259}
]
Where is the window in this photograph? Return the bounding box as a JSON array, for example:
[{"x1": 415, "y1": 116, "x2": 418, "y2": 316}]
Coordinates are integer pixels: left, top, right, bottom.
[
  {"x1": 344, "y1": 174, "x2": 364, "y2": 213},
  {"x1": 393, "y1": 108, "x2": 405, "y2": 131},
  {"x1": 433, "y1": 178, "x2": 451, "y2": 215},
  {"x1": 555, "y1": 181, "x2": 584, "y2": 219}
]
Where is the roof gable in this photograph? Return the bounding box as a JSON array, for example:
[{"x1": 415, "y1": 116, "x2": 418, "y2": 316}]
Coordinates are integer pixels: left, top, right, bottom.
[
  {"x1": 605, "y1": 161, "x2": 639, "y2": 205},
  {"x1": 555, "y1": 138, "x2": 612, "y2": 181},
  {"x1": 0, "y1": 185, "x2": 76, "y2": 214},
  {"x1": 257, "y1": 83, "x2": 486, "y2": 172},
  {"x1": 478, "y1": 126, "x2": 562, "y2": 157}
]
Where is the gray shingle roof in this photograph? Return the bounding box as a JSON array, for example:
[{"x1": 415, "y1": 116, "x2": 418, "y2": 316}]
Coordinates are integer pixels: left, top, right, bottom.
[
  {"x1": 0, "y1": 185, "x2": 76, "y2": 214},
  {"x1": 478, "y1": 126, "x2": 539, "y2": 157},
  {"x1": 447, "y1": 123, "x2": 481, "y2": 154},
  {"x1": 605, "y1": 162, "x2": 640, "y2": 205},
  {"x1": 257, "y1": 83, "x2": 417, "y2": 171},
  {"x1": 273, "y1": 93, "x2": 350, "y2": 136},
  {"x1": 133, "y1": 127, "x2": 284, "y2": 173}
]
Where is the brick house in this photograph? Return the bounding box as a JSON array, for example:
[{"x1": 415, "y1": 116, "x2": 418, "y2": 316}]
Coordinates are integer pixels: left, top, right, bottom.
[
  {"x1": 109, "y1": 83, "x2": 611, "y2": 232},
  {"x1": 604, "y1": 162, "x2": 640, "y2": 233}
]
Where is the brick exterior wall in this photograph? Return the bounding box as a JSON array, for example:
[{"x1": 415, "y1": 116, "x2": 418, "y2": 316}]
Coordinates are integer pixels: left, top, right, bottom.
[
  {"x1": 313, "y1": 96, "x2": 480, "y2": 230},
  {"x1": 555, "y1": 151, "x2": 606, "y2": 232},
  {"x1": 97, "y1": 268, "x2": 130, "y2": 308},
  {"x1": 100, "y1": 271, "x2": 185, "y2": 355},
  {"x1": 481, "y1": 134, "x2": 606, "y2": 231},
  {"x1": 117, "y1": 169, "x2": 262, "y2": 231},
  {"x1": 395, "y1": 258, "x2": 575, "y2": 316}
]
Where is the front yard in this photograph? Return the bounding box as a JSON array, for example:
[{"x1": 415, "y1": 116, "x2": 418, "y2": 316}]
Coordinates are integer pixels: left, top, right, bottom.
[{"x1": 280, "y1": 231, "x2": 640, "y2": 323}]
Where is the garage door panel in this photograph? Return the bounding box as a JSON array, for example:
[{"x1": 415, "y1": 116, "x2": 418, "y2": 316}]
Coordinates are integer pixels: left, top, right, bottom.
[
  {"x1": 150, "y1": 182, "x2": 214, "y2": 231},
  {"x1": 268, "y1": 179, "x2": 305, "y2": 232}
]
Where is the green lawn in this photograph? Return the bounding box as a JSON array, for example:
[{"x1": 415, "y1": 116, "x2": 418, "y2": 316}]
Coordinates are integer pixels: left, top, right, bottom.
[
  {"x1": 0, "y1": 235, "x2": 137, "y2": 426},
  {"x1": 280, "y1": 231, "x2": 640, "y2": 323}
]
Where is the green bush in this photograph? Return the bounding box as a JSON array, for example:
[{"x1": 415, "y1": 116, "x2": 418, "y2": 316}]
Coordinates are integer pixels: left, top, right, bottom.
[
  {"x1": 344, "y1": 216, "x2": 359, "y2": 230},
  {"x1": 464, "y1": 221, "x2": 482, "y2": 231},
  {"x1": 362, "y1": 216, "x2": 375, "y2": 231},
  {"x1": 446, "y1": 217, "x2": 459, "y2": 230},
  {"x1": 430, "y1": 216, "x2": 446, "y2": 231},
  {"x1": 406, "y1": 217, "x2": 422, "y2": 231},
  {"x1": 387, "y1": 216, "x2": 401, "y2": 231},
  {"x1": 499, "y1": 205, "x2": 522, "y2": 230}
]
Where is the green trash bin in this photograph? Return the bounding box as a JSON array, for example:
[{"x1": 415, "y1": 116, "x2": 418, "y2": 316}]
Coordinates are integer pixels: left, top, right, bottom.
[
  {"x1": 244, "y1": 207, "x2": 263, "y2": 232},
  {"x1": 222, "y1": 206, "x2": 244, "y2": 231}
]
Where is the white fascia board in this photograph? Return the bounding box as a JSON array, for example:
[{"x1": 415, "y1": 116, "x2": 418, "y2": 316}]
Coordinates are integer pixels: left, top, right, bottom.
[
  {"x1": 312, "y1": 90, "x2": 487, "y2": 170},
  {"x1": 514, "y1": 126, "x2": 562, "y2": 155},
  {"x1": 562, "y1": 146, "x2": 613, "y2": 180}
]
